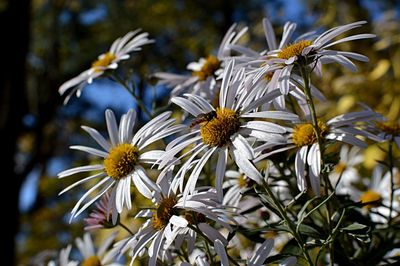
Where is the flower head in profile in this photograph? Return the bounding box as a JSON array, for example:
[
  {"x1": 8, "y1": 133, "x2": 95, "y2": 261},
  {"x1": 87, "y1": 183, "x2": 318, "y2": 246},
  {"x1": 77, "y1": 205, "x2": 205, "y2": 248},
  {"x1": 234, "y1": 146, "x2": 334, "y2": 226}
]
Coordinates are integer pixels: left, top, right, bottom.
[
  {"x1": 84, "y1": 193, "x2": 115, "y2": 231},
  {"x1": 228, "y1": 18, "x2": 326, "y2": 112},
  {"x1": 222, "y1": 169, "x2": 255, "y2": 207},
  {"x1": 58, "y1": 109, "x2": 185, "y2": 220},
  {"x1": 59, "y1": 30, "x2": 153, "y2": 104},
  {"x1": 340, "y1": 165, "x2": 400, "y2": 223},
  {"x1": 329, "y1": 145, "x2": 364, "y2": 193},
  {"x1": 255, "y1": 108, "x2": 381, "y2": 195},
  {"x1": 47, "y1": 245, "x2": 78, "y2": 266},
  {"x1": 260, "y1": 20, "x2": 374, "y2": 90},
  {"x1": 75, "y1": 233, "x2": 122, "y2": 266},
  {"x1": 154, "y1": 23, "x2": 247, "y2": 101},
  {"x1": 118, "y1": 175, "x2": 234, "y2": 265},
  {"x1": 160, "y1": 60, "x2": 298, "y2": 201},
  {"x1": 232, "y1": 19, "x2": 373, "y2": 105}
]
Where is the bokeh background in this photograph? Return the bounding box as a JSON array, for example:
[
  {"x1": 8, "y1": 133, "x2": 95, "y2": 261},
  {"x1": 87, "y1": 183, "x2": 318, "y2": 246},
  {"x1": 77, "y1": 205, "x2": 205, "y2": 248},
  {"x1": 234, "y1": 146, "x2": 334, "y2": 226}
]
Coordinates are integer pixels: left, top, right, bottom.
[{"x1": 1, "y1": 0, "x2": 399, "y2": 265}]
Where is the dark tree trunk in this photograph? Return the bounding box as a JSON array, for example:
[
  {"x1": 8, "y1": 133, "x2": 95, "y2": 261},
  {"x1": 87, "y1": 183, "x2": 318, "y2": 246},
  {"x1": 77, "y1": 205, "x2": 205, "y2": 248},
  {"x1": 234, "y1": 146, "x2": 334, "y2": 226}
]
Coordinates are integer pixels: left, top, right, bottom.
[{"x1": 0, "y1": 0, "x2": 31, "y2": 265}]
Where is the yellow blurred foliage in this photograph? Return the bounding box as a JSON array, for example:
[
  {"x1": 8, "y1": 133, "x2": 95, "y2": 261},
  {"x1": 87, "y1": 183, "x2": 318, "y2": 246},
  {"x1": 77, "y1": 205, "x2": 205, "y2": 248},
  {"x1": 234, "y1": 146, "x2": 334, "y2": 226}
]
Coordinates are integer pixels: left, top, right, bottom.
[
  {"x1": 363, "y1": 145, "x2": 386, "y2": 169},
  {"x1": 369, "y1": 59, "x2": 390, "y2": 81}
]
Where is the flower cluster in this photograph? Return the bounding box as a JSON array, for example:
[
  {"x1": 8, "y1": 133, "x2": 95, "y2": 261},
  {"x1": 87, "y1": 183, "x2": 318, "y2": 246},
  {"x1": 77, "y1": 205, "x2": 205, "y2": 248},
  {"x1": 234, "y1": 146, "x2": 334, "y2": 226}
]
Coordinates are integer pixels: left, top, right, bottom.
[{"x1": 47, "y1": 17, "x2": 400, "y2": 266}]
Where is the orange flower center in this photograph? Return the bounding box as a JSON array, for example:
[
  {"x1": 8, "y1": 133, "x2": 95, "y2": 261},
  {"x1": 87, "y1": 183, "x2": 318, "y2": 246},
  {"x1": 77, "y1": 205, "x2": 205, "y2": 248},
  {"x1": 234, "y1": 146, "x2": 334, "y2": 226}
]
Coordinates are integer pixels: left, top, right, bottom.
[
  {"x1": 81, "y1": 256, "x2": 102, "y2": 266},
  {"x1": 200, "y1": 108, "x2": 241, "y2": 147},
  {"x1": 152, "y1": 196, "x2": 178, "y2": 231},
  {"x1": 375, "y1": 120, "x2": 400, "y2": 136},
  {"x1": 360, "y1": 190, "x2": 382, "y2": 209},
  {"x1": 278, "y1": 40, "x2": 313, "y2": 60},
  {"x1": 192, "y1": 55, "x2": 221, "y2": 81},
  {"x1": 104, "y1": 143, "x2": 139, "y2": 180},
  {"x1": 91, "y1": 52, "x2": 116, "y2": 72},
  {"x1": 292, "y1": 121, "x2": 328, "y2": 147}
]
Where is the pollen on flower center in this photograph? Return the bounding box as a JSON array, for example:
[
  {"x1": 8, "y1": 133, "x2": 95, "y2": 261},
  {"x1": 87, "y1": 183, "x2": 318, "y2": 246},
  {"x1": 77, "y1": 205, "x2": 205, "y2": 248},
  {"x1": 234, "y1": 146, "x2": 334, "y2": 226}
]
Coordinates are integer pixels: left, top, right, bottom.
[
  {"x1": 200, "y1": 108, "x2": 241, "y2": 147},
  {"x1": 152, "y1": 196, "x2": 178, "y2": 231},
  {"x1": 264, "y1": 72, "x2": 274, "y2": 81},
  {"x1": 192, "y1": 55, "x2": 221, "y2": 81},
  {"x1": 278, "y1": 40, "x2": 313, "y2": 60},
  {"x1": 360, "y1": 190, "x2": 382, "y2": 209},
  {"x1": 238, "y1": 174, "x2": 247, "y2": 188},
  {"x1": 292, "y1": 121, "x2": 328, "y2": 147},
  {"x1": 375, "y1": 120, "x2": 400, "y2": 136},
  {"x1": 91, "y1": 52, "x2": 116, "y2": 72},
  {"x1": 82, "y1": 256, "x2": 102, "y2": 266},
  {"x1": 104, "y1": 143, "x2": 139, "y2": 180},
  {"x1": 334, "y1": 162, "x2": 347, "y2": 173}
]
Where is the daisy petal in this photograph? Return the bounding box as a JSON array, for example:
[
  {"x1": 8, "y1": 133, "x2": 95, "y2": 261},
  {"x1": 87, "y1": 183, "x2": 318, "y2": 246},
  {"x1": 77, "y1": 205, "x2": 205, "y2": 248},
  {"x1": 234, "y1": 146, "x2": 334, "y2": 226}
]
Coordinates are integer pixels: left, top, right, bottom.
[
  {"x1": 214, "y1": 239, "x2": 229, "y2": 266},
  {"x1": 249, "y1": 239, "x2": 274, "y2": 266}
]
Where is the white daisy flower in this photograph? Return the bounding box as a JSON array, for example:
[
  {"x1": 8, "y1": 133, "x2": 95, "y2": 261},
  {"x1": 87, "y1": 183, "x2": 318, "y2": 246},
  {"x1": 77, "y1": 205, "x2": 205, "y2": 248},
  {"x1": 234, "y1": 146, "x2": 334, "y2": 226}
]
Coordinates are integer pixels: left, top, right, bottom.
[
  {"x1": 339, "y1": 165, "x2": 400, "y2": 223},
  {"x1": 118, "y1": 175, "x2": 234, "y2": 266},
  {"x1": 75, "y1": 232, "x2": 122, "y2": 266},
  {"x1": 229, "y1": 18, "x2": 326, "y2": 113},
  {"x1": 260, "y1": 20, "x2": 374, "y2": 90},
  {"x1": 222, "y1": 169, "x2": 255, "y2": 207},
  {"x1": 382, "y1": 248, "x2": 400, "y2": 265},
  {"x1": 47, "y1": 245, "x2": 78, "y2": 266},
  {"x1": 160, "y1": 60, "x2": 298, "y2": 201},
  {"x1": 255, "y1": 108, "x2": 381, "y2": 195},
  {"x1": 59, "y1": 29, "x2": 153, "y2": 104},
  {"x1": 154, "y1": 23, "x2": 247, "y2": 100},
  {"x1": 329, "y1": 145, "x2": 364, "y2": 193},
  {"x1": 58, "y1": 109, "x2": 185, "y2": 220}
]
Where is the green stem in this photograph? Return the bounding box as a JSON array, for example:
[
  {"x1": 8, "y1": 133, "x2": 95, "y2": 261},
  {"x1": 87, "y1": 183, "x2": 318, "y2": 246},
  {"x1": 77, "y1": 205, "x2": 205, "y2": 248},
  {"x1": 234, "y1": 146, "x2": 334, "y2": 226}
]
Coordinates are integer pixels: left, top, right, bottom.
[
  {"x1": 315, "y1": 209, "x2": 346, "y2": 265},
  {"x1": 119, "y1": 221, "x2": 134, "y2": 235},
  {"x1": 262, "y1": 181, "x2": 314, "y2": 266},
  {"x1": 298, "y1": 65, "x2": 326, "y2": 181},
  {"x1": 299, "y1": 64, "x2": 334, "y2": 265},
  {"x1": 388, "y1": 140, "x2": 395, "y2": 224}
]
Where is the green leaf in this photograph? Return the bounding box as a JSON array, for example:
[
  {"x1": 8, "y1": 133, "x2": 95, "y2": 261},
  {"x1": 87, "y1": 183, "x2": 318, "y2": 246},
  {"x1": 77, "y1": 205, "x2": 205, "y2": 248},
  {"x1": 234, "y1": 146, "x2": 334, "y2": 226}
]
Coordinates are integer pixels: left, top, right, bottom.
[
  {"x1": 297, "y1": 224, "x2": 321, "y2": 239},
  {"x1": 296, "y1": 192, "x2": 335, "y2": 233},
  {"x1": 254, "y1": 187, "x2": 282, "y2": 218},
  {"x1": 297, "y1": 196, "x2": 319, "y2": 221},
  {"x1": 341, "y1": 223, "x2": 368, "y2": 232}
]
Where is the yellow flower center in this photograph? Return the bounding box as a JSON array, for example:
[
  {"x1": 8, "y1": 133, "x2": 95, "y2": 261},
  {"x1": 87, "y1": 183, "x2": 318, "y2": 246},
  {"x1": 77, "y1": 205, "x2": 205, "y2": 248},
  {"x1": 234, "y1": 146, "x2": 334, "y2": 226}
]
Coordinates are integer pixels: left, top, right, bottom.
[
  {"x1": 360, "y1": 190, "x2": 382, "y2": 209},
  {"x1": 152, "y1": 196, "x2": 178, "y2": 231},
  {"x1": 104, "y1": 143, "x2": 139, "y2": 180},
  {"x1": 81, "y1": 256, "x2": 102, "y2": 266},
  {"x1": 238, "y1": 174, "x2": 247, "y2": 188},
  {"x1": 292, "y1": 121, "x2": 329, "y2": 147},
  {"x1": 192, "y1": 55, "x2": 221, "y2": 81},
  {"x1": 277, "y1": 40, "x2": 313, "y2": 60},
  {"x1": 375, "y1": 120, "x2": 400, "y2": 136},
  {"x1": 264, "y1": 72, "x2": 274, "y2": 81},
  {"x1": 334, "y1": 162, "x2": 347, "y2": 174},
  {"x1": 200, "y1": 108, "x2": 241, "y2": 147},
  {"x1": 91, "y1": 52, "x2": 116, "y2": 72}
]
